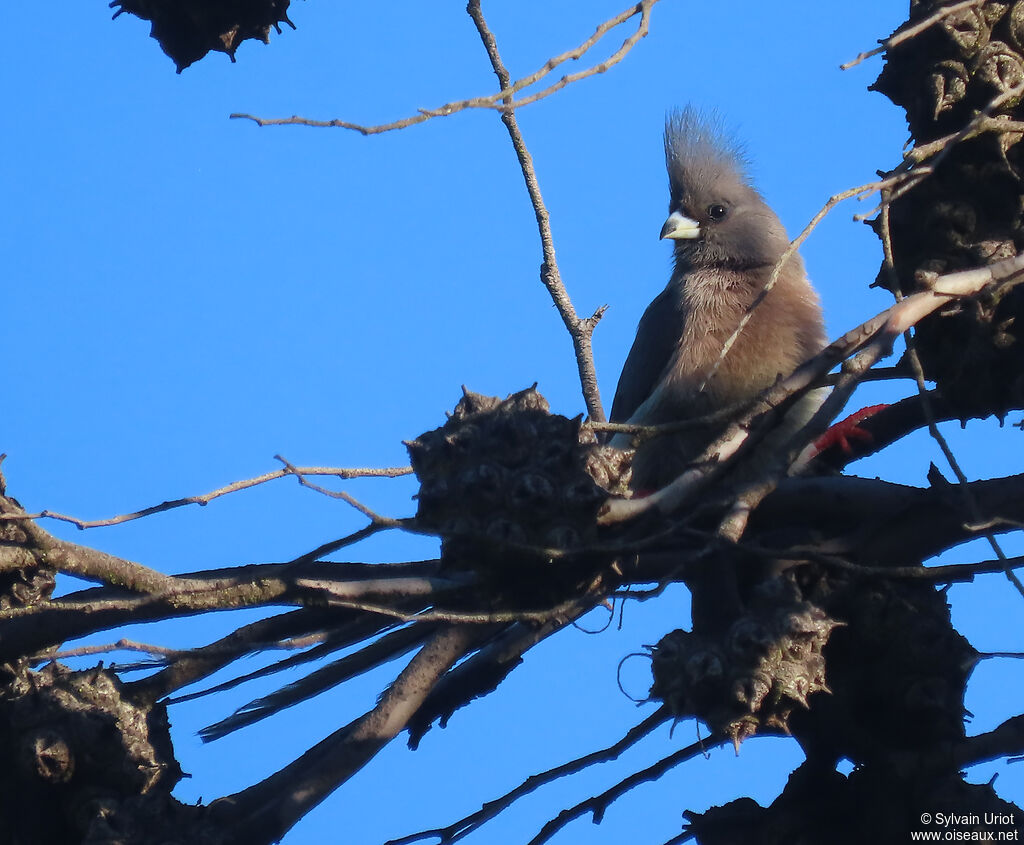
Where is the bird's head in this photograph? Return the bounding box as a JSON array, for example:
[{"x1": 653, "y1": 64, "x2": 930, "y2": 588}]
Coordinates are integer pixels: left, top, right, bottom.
[{"x1": 662, "y1": 108, "x2": 789, "y2": 270}]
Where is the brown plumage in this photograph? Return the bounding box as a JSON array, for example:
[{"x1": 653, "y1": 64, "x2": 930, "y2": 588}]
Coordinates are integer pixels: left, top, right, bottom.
[{"x1": 611, "y1": 109, "x2": 826, "y2": 489}]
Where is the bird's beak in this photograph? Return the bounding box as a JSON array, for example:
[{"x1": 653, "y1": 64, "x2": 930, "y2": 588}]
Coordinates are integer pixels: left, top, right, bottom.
[{"x1": 660, "y1": 210, "x2": 701, "y2": 240}]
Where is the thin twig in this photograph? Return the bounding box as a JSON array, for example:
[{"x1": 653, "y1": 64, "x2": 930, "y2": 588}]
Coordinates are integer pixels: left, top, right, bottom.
[
  {"x1": 43, "y1": 638, "x2": 183, "y2": 662},
  {"x1": 467, "y1": 0, "x2": 610, "y2": 421},
  {"x1": 288, "y1": 522, "x2": 409, "y2": 565},
  {"x1": 717, "y1": 338, "x2": 887, "y2": 543},
  {"x1": 296, "y1": 583, "x2": 602, "y2": 626},
  {"x1": 840, "y1": 0, "x2": 984, "y2": 70},
  {"x1": 806, "y1": 552, "x2": 1024, "y2": 584},
  {"x1": 697, "y1": 178, "x2": 895, "y2": 395},
  {"x1": 274, "y1": 455, "x2": 402, "y2": 526},
  {"x1": 526, "y1": 735, "x2": 726, "y2": 845},
  {"x1": 0, "y1": 463, "x2": 412, "y2": 530},
  {"x1": 853, "y1": 82, "x2": 1024, "y2": 223},
  {"x1": 589, "y1": 399, "x2": 748, "y2": 441},
  {"x1": 877, "y1": 208, "x2": 1024, "y2": 599},
  {"x1": 229, "y1": 1, "x2": 661, "y2": 136},
  {"x1": 388, "y1": 706, "x2": 671, "y2": 845},
  {"x1": 212, "y1": 626, "x2": 485, "y2": 844}
]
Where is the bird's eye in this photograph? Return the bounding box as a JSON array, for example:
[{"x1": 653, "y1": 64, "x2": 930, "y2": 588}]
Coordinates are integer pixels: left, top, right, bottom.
[{"x1": 707, "y1": 204, "x2": 728, "y2": 221}]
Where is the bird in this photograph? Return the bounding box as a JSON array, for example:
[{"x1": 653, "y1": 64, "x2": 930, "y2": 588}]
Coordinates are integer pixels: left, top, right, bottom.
[{"x1": 610, "y1": 108, "x2": 827, "y2": 490}]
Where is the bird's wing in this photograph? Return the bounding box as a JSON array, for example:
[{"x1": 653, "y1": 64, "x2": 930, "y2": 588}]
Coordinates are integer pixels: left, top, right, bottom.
[{"x1": 610, "y1": 285, "x2": 682, "y2": 423}]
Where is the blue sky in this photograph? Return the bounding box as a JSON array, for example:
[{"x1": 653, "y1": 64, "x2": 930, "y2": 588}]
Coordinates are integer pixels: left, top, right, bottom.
[{"x1": 4, "y1": 2, "x2": 1023, "y2": 843}]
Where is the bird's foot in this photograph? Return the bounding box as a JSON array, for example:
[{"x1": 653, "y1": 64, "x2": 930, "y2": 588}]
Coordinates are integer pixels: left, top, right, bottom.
[{"x1": 813, "y1": 404, "x2": 888, "y2": 455}]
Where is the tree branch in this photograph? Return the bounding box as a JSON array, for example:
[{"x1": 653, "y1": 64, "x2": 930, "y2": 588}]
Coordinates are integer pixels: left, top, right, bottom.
[
  {"x1": 390, "y1": 706, "x2": 671, "y2": 844},
  {"x1": 211, "y1": 625, "x2": 489, "y2": 845},
  {"x1": 229, "y1": 1, "x2": 661, "y2": 136},
  {"x1": 526, "y1": 734, "x2": 727, "y2": 845},
  {"x1": 467, "y1": 0, "x2": 607, "y2": 422},
  {"x1": 0, "y1": 463, "x2": 412, "y2": 530}
]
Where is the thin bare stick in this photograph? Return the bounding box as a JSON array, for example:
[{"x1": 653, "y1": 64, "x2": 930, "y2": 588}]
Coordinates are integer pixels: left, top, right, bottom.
[
  {"x1": 230, "y1": 1, "x2": 660, "y2": 135},
  {"x1": 590, "y1": 399, "x2": 748, "y2": 440},
  {"x1": 211, "y1": 625, "x2": 485, "y2": 845},
  {"x1": 43, "y1": 638, "x2": 183, "y2": 661},
  {"x1": 697, "y1": 179, "x2": 890, "y2": 395},
  {"x1": 852, "y1": 82, "x2": 1024, "y2": 222},
  {"x1": 717, "y1": 339, "x2": 887, "y2": 543},
  {"x1": 0, "y1": 463, "x2": 412, "y2": 530},
  {"x1": 295, "y1": 583, "x2": 602, "y2": 626},
  {"x1": 526, "y1": 735, "x2": 726, "y2": 845},
  {"x1": 877, "y1": 208, "x2": 1024, "y2": 599},
  {"x1": 905, "y1": 344, "x2": 1024, "y2": 597},
  {"x1": 1, "y1": 493, "x2": 185, "y2": 593},
  {"x1": 494, "y1": 0, "x2": 658, "y2": 112},
  {"x1": 388, "y1": 706, "x2": 671, "y2": 845},
  {"x1": 289, "y1": 523, "x2": 407, "y2": 565},
  {"x1": 840, "y1": 0, "x2": 983, "y2": 70},
  {"x1": 467, "y1": 0, "x2": 607, "y2": 422},
  {"x1": 274, "y1": 455, "x2": 402, "y2": 527},
  {"x1": 805, "y1": 551, "x2": 1024, "y2": 583}
]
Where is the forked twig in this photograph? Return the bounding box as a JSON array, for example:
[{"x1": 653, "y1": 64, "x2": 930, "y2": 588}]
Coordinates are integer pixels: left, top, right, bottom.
[
  {"x1": 841, "y1": 0, "x2": 984, "y2": 70},
  {"x1": 526, "y1": 734, "x2": 726, "y2": 845},
  {"x1": 467, "y1": 0, "x2": 609, "y2": 421},
  {"x1": 388, "y1": 706, "x2": 671, "y2": 844},
  {"x1": 230, "y1": 1, "x2": 661, "y2": 135},
  {"x1": 0, "y1": 463, "x2": 412, "y2": 530}
]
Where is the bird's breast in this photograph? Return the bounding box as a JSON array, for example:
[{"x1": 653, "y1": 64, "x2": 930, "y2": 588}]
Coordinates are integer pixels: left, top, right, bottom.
[{"x1": 671, "y1": 265, "x2": 804, "y2": 404}]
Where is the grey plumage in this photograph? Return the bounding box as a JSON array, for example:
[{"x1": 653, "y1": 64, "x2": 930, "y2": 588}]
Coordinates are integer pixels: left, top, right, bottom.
[{"x1": 611, "y1": 109, "x2": 826, "y2": 489}]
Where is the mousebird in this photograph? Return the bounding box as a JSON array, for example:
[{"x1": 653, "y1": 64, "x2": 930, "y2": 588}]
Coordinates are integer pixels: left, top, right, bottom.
[{"x1": 610, "y1": 109, "x2": 827, "y2": 490}]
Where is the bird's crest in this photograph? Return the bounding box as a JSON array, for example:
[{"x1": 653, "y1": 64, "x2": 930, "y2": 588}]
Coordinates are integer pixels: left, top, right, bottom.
[{"x1": 664, "y1": 107, "x2": 751, "y2": 194}]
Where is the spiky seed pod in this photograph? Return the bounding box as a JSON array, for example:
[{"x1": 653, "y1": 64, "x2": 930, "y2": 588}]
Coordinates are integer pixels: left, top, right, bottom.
[
  {"x1": 407, "y1": 387, "x2": 614, "y2": 583},
  {"x1": 0, "y1": 662, "x2": 204, "y2": 843},
  {"x1": 871, "y1": 0, "x2": 1024, "y2": 416},
  {"x1": 111, "y1": 0, "x2": 295, "y2": 72},
  {"x1": 782, "y1": 561, "x2": 978, "y2": 764},
  {"x1": 649, "y1": 599, "x2": 839, "y2": 745}
]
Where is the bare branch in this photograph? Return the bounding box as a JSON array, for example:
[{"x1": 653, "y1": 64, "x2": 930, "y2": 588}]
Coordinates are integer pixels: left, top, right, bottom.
[
  {"x1": 211, "y1": 625, "x2": 488, "y2": 845},
  {"x1": 130, "y1": 607, "x2": 375, "y2": 704},
  {"x1": 1, "y1": 493, "x2": 185, "y2": 593},
  {"x1": 840, "y1": 0, "x2": 984, "y2": 70},
  {"x1": 229, "y1": 1, "x2": 660, "y2": 135},
  {"x1": 526, "y1": 735, "x2": 727, "y2": 845},
  {"x1": 806, "y1": 552, "x2": 1024, "y2": 584},
  {"x1": 467, "y1": 0, "x2": 607, "y2": 421},
  {"x1": 878, "y1": 206, "x2": 1024, "y2": 599},
  {"x1": 274, "y1": 454, "x2": 403, "y2": 527},
  {"x1": 199, "y1": 624, "x2": 438, "y2": 742},
  {"x1": 0, "y1": 463, "x2": 412, "y2": 530},
  {"x1": 43, "y1": 638, "x2": 184, "y2": 662},
  {"x1": 390, "y1": 706, "x2": 671, "y2": 845},
  {"x1": 950, "y1": 714, "x2": 1024, "y2": 768}
]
